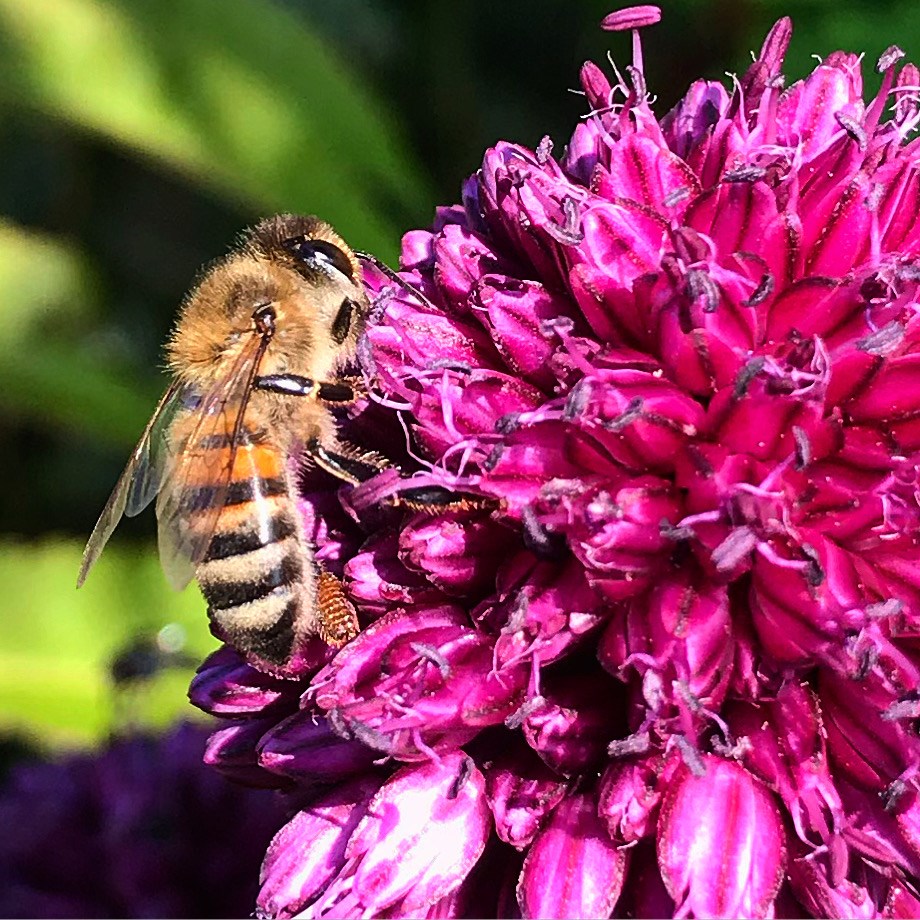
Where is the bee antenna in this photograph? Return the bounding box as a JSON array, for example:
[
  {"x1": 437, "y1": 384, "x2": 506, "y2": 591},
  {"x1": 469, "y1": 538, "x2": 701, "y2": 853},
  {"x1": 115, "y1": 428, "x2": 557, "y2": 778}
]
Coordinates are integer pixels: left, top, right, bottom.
[{"x1": 355, "y1": 251, "x2": 439, "y2": 312}]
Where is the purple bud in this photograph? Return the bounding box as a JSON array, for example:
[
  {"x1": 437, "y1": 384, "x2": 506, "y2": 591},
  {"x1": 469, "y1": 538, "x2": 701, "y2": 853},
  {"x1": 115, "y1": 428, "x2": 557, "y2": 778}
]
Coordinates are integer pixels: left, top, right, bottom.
[
  {"x1": 313, "y1": 753, "x2": 490, "y2": 916},
  {"x1": 645, "y1": 572, "x2": 733, "y2": 708},
  {"x1": 821, "y1": 671, "x2": 916, "y2": 792},
  {"x1": 729, "y1": 681, "x2": 844, "y2": 848},
  {"x1": 399, "y1": 229, "x2": 435, "y2": 269},
  {"x1": 399, "y1": 512, "x2": 505, "y2": 596},
  {"x1": 188, "y1": 646, "x2": 296, "y2": 717},
  {"x1": 580, "y1": 61, "x2": 613, "y2": 110},
  {"x1": 474, "y1": 276, "x2": 576, "y2": 389},
  {"x1": 257, "y1": 709, "x2": 378, "y2": 783},
  {"x1": 539, "y1": 475, "x2": 683, "y2": 601},
  {"x1": 432, "y1": 224, "x2": 516, "y2": 314},
  {"x1": 836, "y1": 777, "x2": 920, "y2": 875},
  {"x1": 203, "y1": 717, "x2": 288, "y2": 788},
  {"x1": 749, "y1": 555, "x2": 845, "y2": 665},
  {"x1": 521, "y1": 670, "x2": 623, "y2": 774},
  {"x1": 599, "y1": 750, "x2": 680, "y2": 843},
  {"x1": 345, "y1": 529, "x2": 446, "y2": 615},
  {"x1": 312, "y1": 607, "x2": 525, "y2": 759},
  {"x1": 486, "y1": 553, "x2": 605, "y2": 668},
  {"x1": 660, "y1": 80, "x2": 731, "y2": 160}
]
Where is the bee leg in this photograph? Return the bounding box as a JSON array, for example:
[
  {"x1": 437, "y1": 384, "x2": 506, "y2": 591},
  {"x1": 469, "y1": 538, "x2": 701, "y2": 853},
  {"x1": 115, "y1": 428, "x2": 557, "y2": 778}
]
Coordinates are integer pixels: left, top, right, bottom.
[
  {"x1": 255, "y1": 373, "x2": 360, "y2": 405},
  {"x1": 254, "y1": 374, "x2": 316, "y2": 396},
  {"x1": 389, "y1": 486, "x2": 500, "y2": 514},
  {"x1": 305, "y1": 439, "x2": 501, "y2": 514},
  {"x1": 316, "y1": 569, "x2": 359, "y2": 647},
  {"x1": 316, "y1": 381, "x2": 359, "y2": 404},
  {"x1": 306, "y1": 437, "x2": 390, "y2": 485}
]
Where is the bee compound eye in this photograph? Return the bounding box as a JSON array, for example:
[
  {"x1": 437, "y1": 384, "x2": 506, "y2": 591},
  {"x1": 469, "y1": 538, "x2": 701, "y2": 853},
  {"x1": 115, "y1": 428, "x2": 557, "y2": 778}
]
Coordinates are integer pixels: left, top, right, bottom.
[
  {"x1": 331, "y1": 297, "x2": 355, "y2": 344},
  {"x1": 284, "y1": 237, "x2": 355, "y2": 281}
]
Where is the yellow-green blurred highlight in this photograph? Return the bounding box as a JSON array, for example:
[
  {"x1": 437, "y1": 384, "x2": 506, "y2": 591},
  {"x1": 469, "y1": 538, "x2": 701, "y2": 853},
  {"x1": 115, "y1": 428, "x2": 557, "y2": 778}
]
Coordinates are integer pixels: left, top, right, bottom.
[{"x1": 0, "y1": 539, "x2": 215, "y2": 748}]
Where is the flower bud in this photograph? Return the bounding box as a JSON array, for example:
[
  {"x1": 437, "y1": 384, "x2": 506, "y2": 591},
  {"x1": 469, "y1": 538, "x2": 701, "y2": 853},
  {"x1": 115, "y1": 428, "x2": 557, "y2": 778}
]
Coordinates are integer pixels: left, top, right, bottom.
[
  {"x1": 188, "y1": 646, "x2": 295, "y2": 718},
  {"x1": 599, "y1": 750, "x2": 679, "y2": 843},
  {"x1": 309, "y1": 754, "x2": 490, "y2": 916},
  {"x1": 399, "y1": 511, "x2": 506, "y2": 596},
  {"x1": 257, "y1": 709, "x2": 378, "y2": 783},
  {"x1": 202, "y1": 717, "x2": 288, "y2": 789},
  {"x1": 312, "y1": 607, "x2": 525, "y2": 759},
  {"x1": 354, "y1": 524, "x2": 451, "y2": 602},
  {"x1": 521, "y1": 670, "x2": 623, "y2": 775}
]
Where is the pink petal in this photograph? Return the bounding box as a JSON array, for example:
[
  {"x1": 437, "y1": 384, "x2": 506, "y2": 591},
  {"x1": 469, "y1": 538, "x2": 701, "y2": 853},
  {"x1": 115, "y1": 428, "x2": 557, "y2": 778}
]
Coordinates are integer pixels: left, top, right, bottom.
[
  {"x1": 600, "y1": 5, "x2": 662, "y2": 31},
  {"x1": 347, "y1": 753, "x2": 490, "y2": 913},
  {"x1": 658, "y1": 756, "x2": 787, "y2": 918},
  {"x1": 257, "y1": 776, "x2": 378, "y2": 918},
  {"x1": 518, "y1": 789, "x2": 628, "y2": 918}
]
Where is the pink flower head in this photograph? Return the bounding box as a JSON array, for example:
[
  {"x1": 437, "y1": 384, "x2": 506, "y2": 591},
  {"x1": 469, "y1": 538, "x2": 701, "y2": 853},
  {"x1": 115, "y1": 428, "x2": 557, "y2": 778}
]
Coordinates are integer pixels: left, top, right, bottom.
[{"x1": 194, "y1": 8, "x2": 920, "y2": 916}]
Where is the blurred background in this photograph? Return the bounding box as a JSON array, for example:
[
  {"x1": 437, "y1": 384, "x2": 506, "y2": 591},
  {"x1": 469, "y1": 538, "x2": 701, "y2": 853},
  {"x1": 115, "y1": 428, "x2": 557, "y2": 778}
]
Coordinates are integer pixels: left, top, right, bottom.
[{"x1": 0, "y1": 0, "x2": 911, "y2": 751}]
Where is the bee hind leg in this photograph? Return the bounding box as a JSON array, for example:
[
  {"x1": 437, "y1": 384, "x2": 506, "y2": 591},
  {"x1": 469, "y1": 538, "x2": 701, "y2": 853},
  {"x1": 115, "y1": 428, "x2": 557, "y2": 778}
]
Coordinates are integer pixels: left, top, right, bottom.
[{"x1": 316, "y1": 569, "x2": 359, "y2": 647}]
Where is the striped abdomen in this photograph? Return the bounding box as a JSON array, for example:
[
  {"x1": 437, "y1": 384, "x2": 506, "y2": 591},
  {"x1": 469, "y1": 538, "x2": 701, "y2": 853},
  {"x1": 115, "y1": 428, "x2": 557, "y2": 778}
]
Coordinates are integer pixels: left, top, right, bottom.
[{"x1": 177, "y1": 416, "x2": 315, "y2": 671}]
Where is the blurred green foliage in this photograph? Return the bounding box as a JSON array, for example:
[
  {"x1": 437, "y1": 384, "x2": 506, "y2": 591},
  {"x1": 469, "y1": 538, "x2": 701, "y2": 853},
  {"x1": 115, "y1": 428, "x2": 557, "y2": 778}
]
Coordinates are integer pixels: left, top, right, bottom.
[
  {"x1": 0, "y1": 0, "x2": 911, "y2": 748},
  {"x1": 0, "y1": 539, "x2": 212, "y2": 746}
]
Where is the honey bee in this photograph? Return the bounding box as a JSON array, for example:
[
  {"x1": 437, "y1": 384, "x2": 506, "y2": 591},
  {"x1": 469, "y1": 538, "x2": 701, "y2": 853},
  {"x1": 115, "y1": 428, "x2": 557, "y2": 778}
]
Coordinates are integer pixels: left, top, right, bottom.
[{"x1": 78, "y1": 215, "x2": 388, "y2": 676}]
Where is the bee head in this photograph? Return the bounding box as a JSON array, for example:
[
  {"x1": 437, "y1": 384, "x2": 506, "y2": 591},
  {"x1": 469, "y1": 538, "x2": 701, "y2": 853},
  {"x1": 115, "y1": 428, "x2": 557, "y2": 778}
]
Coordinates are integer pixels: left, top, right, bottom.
[
  {"x1": 166, "y1": 215, "x2": 368, "y2": 386},
  {"x1": 245, "y1": 214, "x2": 367, "y2": 355}
]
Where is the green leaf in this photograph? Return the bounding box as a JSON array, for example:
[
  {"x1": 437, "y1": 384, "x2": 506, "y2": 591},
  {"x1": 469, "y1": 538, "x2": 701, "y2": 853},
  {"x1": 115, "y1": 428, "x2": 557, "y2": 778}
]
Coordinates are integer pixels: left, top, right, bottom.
[
  {"x1": 0, "y1": 0, "x2": 434, "y2": 258},
  {"x1": 0, "y1": 539, "x2": 215, "y2": 748}
]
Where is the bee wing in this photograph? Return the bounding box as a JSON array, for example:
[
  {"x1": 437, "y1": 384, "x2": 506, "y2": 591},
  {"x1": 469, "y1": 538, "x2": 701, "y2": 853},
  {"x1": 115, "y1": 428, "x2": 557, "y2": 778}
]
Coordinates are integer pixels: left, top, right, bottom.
[
  {"x1": 153, "y1": 334, "x2": 267, "y2": 591},
  {"x1": 77, "y1": 381, "x2": 190, "y2": 587}
]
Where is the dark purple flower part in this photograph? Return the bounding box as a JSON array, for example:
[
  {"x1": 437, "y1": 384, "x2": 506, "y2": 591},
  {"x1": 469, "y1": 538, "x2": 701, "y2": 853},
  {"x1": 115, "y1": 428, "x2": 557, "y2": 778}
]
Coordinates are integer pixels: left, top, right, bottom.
[
  {"x1": 0, "y1": 723, "x2": 281, "y2": 918},
  {"x1": 193, "y1": 6, "x2": 920, "y2": 917}
]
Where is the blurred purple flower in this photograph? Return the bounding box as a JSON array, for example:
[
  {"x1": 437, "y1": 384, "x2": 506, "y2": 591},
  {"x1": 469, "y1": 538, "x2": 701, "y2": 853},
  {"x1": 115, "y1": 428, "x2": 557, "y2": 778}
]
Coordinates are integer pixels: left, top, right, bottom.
[
  {"x1": 0, "y1": 723, "x2": 281, "y2": 918},
  {"x1": 194, "y1": 6, "x2": 920, "y2": 916}
]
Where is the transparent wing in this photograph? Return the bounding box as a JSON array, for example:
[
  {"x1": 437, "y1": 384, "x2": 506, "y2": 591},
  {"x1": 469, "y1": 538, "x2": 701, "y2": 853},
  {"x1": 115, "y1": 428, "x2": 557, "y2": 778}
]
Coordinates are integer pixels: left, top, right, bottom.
[
  {"x1": 78, "y1": 334, "x2": 266, "y2": 592},
  {"x1": 77, "y1": 381, "x2": 189, "y2": 587},
  {"x1": 154, "y1": 335, "x2": 266, "y2": 590}
]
